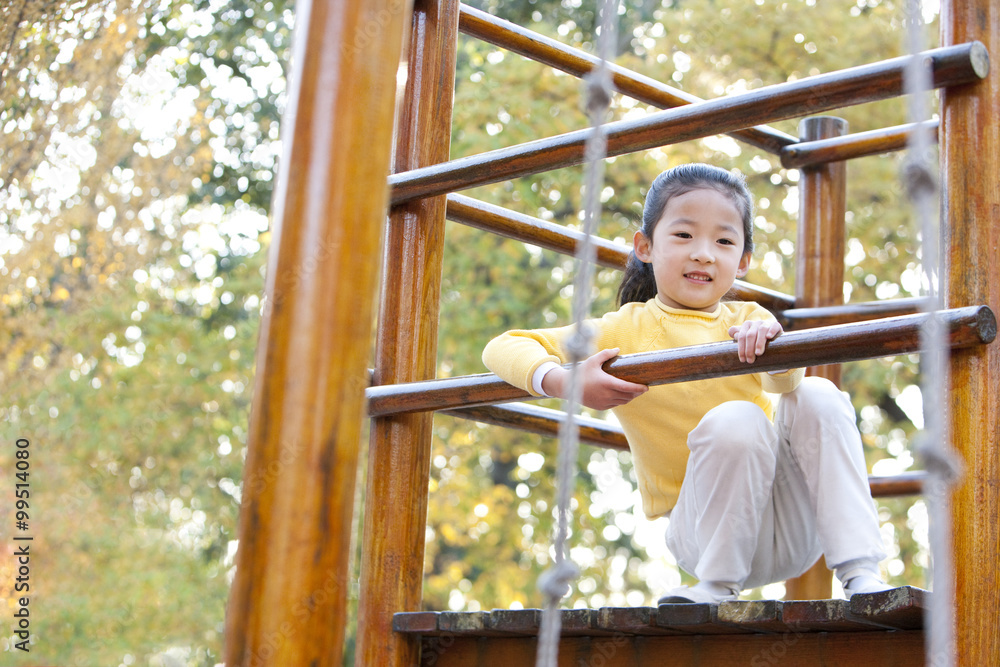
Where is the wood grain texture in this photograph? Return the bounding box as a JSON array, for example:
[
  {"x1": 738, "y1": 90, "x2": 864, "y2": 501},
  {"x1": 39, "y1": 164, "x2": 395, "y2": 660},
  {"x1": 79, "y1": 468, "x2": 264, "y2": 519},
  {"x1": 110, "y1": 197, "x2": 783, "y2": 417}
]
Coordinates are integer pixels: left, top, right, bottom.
[
  {"x1": 354, "y1": 0, "x2": 461, "y2": 665},
  {"x1": 366, "y1": 306, "x2": 996, "y2": 417},
  {"x1": 940, "y1": 1, "x2": 1000, "y2": 665},
  {"x1": 414, "y1": 631, "x2": 925, "y2": 666},
  {"x1": 458, "y1": 4, "x2": 796, "y2": 154},
  {"x1": 785, "y1": 116, "x2": 847, "y2": 601},
  {"x1": 389, "y1": 42, "x2": 987, "y2": 205},
  {"x1": 221, "y1": 0, "x2": 407, "y2": 663},
  {"x1": 781, "y1": 120, "x2": 939, "y2": 169},
  {"x1": 446, "y1": 193, "x2": 794, "y2": 310}
]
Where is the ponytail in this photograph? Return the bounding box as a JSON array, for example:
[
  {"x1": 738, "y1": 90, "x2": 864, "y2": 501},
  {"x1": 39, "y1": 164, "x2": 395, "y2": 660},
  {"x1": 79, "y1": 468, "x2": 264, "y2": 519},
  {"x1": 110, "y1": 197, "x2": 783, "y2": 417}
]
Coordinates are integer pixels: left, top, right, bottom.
[{"x1": 617, "y1": 250, "x2": 658, "y2": 306}]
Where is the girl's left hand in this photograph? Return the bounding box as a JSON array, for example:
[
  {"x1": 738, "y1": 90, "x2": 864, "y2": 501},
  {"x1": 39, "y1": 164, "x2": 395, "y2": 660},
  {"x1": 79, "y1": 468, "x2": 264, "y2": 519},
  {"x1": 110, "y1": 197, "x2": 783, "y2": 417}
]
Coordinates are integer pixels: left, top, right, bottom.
[{"x1": 728, "y1": 320, "x2": 783, "y2": 363}]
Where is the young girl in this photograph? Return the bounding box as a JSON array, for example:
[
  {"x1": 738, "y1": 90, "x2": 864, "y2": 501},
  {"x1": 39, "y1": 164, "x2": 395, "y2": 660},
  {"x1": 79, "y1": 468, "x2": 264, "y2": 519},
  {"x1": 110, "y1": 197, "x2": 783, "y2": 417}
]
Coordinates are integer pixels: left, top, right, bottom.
[{"x1": 483, "y1": 163, "x2": 891, "y2": 604}]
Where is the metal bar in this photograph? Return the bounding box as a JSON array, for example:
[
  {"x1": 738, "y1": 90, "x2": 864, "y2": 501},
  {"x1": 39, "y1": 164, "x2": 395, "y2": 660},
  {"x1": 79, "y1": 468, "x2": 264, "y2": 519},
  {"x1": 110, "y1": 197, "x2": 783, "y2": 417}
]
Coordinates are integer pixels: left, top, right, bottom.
[{"x1": 389, "y1": 41, "x2": 987, "y2": 205}]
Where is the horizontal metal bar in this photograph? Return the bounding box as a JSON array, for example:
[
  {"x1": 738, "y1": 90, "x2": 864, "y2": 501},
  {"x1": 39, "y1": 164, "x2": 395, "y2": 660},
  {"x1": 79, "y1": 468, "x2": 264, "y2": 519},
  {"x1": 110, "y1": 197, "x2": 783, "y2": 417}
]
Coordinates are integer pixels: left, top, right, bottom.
[
  {"x1": 457, "y1": 4, "x2": 796, "y2": 154},
  {"x1": 366, "y1": 305, "x2": 996, "y2": 416},
  {"x1": 781, "y1": 120, "x2": 940, "y2": 169},
  {"x1": 389, "y1": 42, "x2": 988, "y2": 205}
]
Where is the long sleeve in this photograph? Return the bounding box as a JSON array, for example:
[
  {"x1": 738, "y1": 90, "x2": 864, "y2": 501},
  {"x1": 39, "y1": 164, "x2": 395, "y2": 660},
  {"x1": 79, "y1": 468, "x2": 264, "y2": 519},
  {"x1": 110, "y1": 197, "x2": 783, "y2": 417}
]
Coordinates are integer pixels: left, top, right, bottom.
[{"x1": 482, "y1": 327, "x2": 572, "y2": 396}]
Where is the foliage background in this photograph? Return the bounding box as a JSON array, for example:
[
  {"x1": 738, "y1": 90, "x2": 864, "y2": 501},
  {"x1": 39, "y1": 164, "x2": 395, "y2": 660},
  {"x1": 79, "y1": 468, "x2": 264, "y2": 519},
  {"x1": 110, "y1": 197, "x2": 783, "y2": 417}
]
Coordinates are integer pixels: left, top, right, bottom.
[{"x1": 0, "y1": 0, "x2": 938, "y2": 664}]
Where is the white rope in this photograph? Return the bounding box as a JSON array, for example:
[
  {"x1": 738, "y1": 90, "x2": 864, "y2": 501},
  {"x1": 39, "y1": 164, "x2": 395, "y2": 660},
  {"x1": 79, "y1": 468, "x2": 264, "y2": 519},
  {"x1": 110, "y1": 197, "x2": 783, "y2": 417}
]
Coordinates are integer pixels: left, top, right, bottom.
[
  {"x1": 901, "y1": 3, "x2": 961, "y2": 666},
  {"x1": 534, "y1": 1, "x2": 618, "y2": 665}
]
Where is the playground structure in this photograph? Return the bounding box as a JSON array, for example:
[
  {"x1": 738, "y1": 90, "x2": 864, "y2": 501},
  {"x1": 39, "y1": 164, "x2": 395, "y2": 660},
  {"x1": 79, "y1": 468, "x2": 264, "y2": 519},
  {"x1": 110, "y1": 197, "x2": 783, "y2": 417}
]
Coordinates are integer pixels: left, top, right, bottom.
[{"x1": 222, "y1": 0, "x2": 1000, "y2": 665}]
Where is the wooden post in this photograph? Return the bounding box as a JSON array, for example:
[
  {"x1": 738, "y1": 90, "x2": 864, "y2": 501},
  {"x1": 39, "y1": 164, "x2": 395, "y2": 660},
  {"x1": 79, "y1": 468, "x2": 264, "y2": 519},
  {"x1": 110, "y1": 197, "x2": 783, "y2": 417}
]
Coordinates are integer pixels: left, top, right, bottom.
[
  {"x1": 222, "y1": 0, "x2": 409, "y2": 663},
  {"x1": 940, "y1": 1, "x2": 1000, "y2": 664},
  {"x1": 784, "y1": 115, "x2": 848, "y2": 600},
  {"x1": 355, "y1": 0, "x2": 460, "y2": 664}
]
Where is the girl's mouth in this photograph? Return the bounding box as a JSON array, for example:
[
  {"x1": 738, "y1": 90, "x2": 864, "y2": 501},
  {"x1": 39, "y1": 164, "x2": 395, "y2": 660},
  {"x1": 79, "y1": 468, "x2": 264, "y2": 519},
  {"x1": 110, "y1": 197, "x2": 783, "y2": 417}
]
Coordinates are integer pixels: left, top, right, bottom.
[{"x1": 684, "y1": 272, "x2": 712, "y2": 283}]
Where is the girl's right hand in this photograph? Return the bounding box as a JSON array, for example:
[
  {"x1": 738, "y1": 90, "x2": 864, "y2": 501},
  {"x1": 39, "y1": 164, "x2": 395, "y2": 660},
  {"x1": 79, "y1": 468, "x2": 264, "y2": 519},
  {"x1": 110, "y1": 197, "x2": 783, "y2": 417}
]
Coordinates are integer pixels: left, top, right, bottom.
[{"x1": 541, "y1": 348, "x2": 648, "y2": 410}]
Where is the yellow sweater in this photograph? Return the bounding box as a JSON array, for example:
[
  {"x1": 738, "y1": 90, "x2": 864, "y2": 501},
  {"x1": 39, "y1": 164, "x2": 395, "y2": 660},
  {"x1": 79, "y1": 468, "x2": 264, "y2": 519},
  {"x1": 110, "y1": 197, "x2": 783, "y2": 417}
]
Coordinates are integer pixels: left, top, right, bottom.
[{"x1": 482, "y1": 296, "x2": 804, "y2": 518}]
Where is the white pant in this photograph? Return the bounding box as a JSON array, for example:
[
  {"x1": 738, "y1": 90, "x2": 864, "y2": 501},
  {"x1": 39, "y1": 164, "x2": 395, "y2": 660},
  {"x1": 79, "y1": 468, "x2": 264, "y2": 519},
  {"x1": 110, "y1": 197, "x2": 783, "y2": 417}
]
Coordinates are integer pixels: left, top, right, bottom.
[{"x1": 665, "y1": 376, "x2": 886, "y2": 590}]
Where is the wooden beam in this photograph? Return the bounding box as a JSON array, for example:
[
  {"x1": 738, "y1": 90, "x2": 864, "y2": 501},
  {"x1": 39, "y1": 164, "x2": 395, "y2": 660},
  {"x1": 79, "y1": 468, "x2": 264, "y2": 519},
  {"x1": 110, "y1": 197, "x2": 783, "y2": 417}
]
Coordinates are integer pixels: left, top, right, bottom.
[
  {"x1": 781, "y1": 120, "x2": 939, "y2": 169},
  {"x1": 389, "y1": 42, "x2": 987, "y2": 205},
  {"x1": 222, "y1": 0, "x2": 407, "y2": 662},
  {"x1": 366, "y1": 306, "x2": 996, "y2": 417},
  {"x1": 941, "y1": 1, "x2": 1000, "y2": 665},
  {"x1": 457, "y1": 4, "x2": 796, "y2": 154},
  {"x1": 785, "y1": 115, "x2": 848, "y2": 601},
  {"x1": 445, "y1": 193, "x2": 795, "y2": 312},
  {"x1": 779, "y1": 297, "x2": 927, "y2": 329},
  {"x1": 355, "y1": 0, "x2": 460, "y2": 665},
  {"x1": 444, "y1": 402, "x2": 925, "y2": 498}
]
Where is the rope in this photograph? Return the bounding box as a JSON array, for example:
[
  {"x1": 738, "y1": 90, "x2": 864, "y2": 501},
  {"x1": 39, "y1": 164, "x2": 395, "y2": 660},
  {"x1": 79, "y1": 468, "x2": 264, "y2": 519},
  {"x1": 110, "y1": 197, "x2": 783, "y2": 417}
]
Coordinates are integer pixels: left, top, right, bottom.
[
  {"x1": 534, "y1": 1, "x2": 618, "y2": 665},
  {"x1": 901, "y1": 2, "x2": 962, "y2": 665}
]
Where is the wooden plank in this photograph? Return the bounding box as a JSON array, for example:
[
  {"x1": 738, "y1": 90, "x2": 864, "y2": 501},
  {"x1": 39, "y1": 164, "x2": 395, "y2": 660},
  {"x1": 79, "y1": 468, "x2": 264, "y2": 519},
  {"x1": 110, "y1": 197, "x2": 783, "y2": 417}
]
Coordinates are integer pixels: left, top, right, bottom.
[
  {"x1": 592, "y1": 607, "x2": 684, "y2": 636},
  {"x1": 559, "y1": 608, "x2": 617, "y2": 637},
  {"x1": 941, "y1": 2, "x2": 1000, "y2": 666},
  {"x1": 393, "y1": 611, "x2": 441, "y2": 634},
  {"x1": 488, "y1": 608, "x2": 543, "y2": 636},
  {"x1": 716, "y1": 600, "x2": 788, "y2": 633},
  {"x1": 220, "y1": 0, "x2": 407, "y2": 663},
  {"x1": 389, "y1": 42, "x2": 987, "y2": 205},
  {"x1": 781, "y1": 598, "x2": 897, "y2": 632},
  {"x1": 780, "y1": 120, "x2": 939, "y2": 169},
  {"x1": 656, "y1": 603, "x2": 751, "y2": 635},
  {"x1": 457, "y1": 4, "x2": 795, "y2": 155},
  {"x1": 418, "y1": 631, "x2": 926, "y2": 666},
  {"x1": 366, "y1": 306, "x2": 997, "y2": 417},
  {"x1": 849, "y1": 586, "x2": 928, "y2": 630}
]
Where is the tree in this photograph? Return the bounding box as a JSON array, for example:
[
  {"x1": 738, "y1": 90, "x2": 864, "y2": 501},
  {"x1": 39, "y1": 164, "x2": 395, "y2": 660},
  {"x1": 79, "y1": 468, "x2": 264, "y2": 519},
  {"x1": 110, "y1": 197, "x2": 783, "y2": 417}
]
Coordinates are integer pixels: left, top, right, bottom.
[{"x1": 1, "y1": 0, "x2": 288, "y2": 663}]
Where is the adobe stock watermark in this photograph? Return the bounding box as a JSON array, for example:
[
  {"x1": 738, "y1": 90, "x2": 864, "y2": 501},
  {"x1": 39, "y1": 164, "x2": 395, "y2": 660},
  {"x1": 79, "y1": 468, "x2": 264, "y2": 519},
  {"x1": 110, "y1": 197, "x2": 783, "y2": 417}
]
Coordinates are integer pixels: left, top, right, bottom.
[{"x1": 339, "y1": 0, "x2": 409, "y2": 60}]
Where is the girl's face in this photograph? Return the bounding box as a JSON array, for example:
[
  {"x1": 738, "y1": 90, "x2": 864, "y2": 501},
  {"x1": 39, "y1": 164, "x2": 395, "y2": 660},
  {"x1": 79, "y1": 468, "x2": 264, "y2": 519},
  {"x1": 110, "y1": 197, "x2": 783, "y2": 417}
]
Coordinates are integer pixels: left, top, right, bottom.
[{"x1": 633, "y1": 187, "x2": 751, "y2": 313}]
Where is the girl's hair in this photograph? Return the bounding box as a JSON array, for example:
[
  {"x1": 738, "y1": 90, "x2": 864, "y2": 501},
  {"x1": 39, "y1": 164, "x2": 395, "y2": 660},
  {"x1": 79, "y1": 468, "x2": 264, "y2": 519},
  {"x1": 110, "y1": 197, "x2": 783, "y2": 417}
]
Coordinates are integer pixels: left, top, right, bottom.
[{"x1": 616, "y1": 163, "x2": 755, "y2": 306}]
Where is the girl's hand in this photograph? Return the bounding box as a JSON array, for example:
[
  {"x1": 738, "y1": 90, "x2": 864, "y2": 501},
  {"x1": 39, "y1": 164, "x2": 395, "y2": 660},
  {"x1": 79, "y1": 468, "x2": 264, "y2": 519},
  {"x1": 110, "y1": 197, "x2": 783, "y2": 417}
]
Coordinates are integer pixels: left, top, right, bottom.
[
  {"x1": 728, "y1": 320, "x2": 783, "y2": 363},
  {"x1": 541, "y1": 348, "x2": 648, "y2": 411}
]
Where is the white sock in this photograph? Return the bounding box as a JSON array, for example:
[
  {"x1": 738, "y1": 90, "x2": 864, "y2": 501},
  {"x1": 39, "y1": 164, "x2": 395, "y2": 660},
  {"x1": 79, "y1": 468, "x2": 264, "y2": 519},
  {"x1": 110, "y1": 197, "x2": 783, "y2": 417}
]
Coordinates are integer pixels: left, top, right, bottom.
[{"x1": 834, "y1": 559, "x2": 884, "y2": 586}]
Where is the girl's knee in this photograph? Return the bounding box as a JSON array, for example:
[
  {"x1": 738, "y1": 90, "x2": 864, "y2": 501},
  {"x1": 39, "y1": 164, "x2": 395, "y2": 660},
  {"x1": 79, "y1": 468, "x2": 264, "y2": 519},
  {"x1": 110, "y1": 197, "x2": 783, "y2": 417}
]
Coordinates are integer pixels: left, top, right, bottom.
[
  {"x1": 688, "y1": 401, "x2": 774, "y2": 456},
  {"x1": 789, "y1": 376, "x2": 854, "y2": 416}
]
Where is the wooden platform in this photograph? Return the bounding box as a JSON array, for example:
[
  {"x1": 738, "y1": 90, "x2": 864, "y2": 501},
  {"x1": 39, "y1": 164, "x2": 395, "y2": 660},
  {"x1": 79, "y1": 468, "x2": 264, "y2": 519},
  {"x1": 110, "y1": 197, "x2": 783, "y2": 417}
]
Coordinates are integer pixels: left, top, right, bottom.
[{"x1": 394, "y1": 587, "x2": 928, "y2": 666}]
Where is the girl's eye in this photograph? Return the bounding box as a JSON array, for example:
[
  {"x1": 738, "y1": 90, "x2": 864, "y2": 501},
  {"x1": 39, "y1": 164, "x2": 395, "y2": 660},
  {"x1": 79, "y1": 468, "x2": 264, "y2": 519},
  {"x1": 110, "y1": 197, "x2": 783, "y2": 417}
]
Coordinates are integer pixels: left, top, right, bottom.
[
  {"x1": 674, "y1": 232, "x2": 692, "y2": 239},
  {"x1": 718, "y1": 238, "x2": 736, "y2": 245}
]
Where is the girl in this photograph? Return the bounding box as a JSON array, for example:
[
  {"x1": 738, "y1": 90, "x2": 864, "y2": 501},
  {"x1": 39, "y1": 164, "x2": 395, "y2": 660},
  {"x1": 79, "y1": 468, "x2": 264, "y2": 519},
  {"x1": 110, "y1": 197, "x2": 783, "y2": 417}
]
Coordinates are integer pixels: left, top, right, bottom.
[{"x1": 483, "y1": 163, "x2": 891, "y2": 604}]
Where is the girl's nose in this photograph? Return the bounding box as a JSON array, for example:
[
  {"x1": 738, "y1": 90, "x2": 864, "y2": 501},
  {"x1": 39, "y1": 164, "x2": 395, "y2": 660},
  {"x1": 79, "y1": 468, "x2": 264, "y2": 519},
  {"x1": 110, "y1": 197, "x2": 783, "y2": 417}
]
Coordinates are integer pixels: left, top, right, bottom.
[{"x1": 690, "y1": 241, "x2": 715, "y2": 262}]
